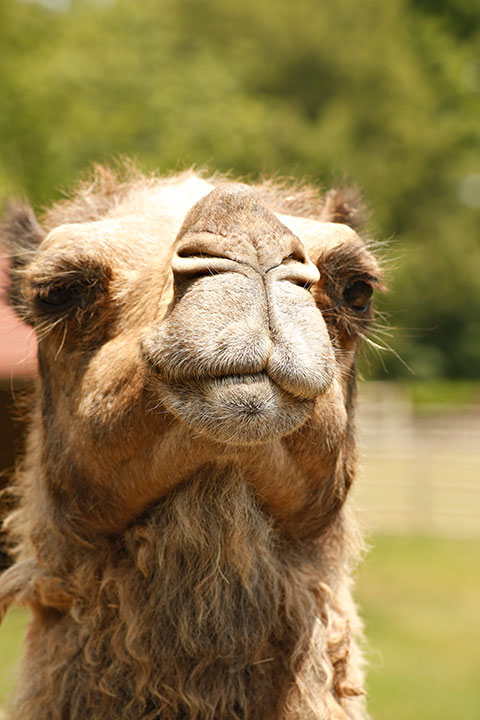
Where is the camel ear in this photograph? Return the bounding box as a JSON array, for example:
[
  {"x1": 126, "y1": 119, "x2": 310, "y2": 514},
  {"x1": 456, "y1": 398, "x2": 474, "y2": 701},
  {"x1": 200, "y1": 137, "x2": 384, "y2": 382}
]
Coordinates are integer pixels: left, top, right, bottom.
[
  {"x1": 320, "y1": 188, "x2": 367, "y2": 232},
  {"x1": 1, "y1": 201, "x2": 45, "y2": 267},
  {"x1": 1, "y1": 201, "x2": 46, "y2": 319}
]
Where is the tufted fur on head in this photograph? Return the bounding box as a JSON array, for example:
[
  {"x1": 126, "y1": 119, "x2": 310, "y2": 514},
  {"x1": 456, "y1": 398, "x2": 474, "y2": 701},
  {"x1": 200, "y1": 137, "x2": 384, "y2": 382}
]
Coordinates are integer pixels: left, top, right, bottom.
[{"x1": 0, "y1": 165, "x2": 382, "y2": 720}]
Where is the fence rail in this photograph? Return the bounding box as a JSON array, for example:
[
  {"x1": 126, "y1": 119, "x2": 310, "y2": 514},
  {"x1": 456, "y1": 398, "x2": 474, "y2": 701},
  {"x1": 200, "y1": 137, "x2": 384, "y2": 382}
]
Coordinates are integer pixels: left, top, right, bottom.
[{"x1": 353, "y1": 383, "x2": 480, "y2": 537}]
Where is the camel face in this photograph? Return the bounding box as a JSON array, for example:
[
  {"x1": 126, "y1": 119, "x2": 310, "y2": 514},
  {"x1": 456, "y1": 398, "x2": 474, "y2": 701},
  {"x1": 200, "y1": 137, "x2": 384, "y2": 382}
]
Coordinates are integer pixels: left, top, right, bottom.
[
  {"x1": 4, "y1": 170, "x2": 380, "y2": 534},
  {"x1": 143, "y1": 183, "x2": 336, "y2": 444}
]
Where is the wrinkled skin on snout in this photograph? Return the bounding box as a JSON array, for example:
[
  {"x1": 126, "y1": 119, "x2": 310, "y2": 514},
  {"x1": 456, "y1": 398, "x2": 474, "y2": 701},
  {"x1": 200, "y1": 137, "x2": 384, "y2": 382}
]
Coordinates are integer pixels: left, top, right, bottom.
[
  {"x1": 12, "y1": 179, "x2": 380, "y2": 539},
  {"x1": 144, "y1": 185, "x2": 335, "y2": 445}
]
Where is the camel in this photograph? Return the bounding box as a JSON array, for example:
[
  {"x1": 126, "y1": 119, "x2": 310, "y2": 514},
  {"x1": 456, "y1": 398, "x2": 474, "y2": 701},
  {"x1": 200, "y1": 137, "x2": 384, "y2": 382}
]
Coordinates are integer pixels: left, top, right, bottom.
[{"x1": 0, "y1": 166, "x2": 382, "y2": 720}]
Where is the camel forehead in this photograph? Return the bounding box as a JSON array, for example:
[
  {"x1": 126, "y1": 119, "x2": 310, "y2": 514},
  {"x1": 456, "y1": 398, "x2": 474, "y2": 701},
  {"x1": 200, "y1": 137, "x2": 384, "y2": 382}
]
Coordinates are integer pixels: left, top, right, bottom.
[
  {"x1": 40, "y1": 175, "x2": 216, "y2": 254},
  {"x1": 43, "y1": 216, "x2": 161, "y2": 249},
  {"x1": 38, "y1": 176, "x2": 364, "y2": 264}
]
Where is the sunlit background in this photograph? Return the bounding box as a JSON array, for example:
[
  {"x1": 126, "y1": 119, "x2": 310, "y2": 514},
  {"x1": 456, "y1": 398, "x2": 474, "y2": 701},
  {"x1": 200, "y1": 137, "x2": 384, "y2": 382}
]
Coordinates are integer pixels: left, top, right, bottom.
[{"x1": 0, "y1": 1, "x2": 479, "y2": 718}]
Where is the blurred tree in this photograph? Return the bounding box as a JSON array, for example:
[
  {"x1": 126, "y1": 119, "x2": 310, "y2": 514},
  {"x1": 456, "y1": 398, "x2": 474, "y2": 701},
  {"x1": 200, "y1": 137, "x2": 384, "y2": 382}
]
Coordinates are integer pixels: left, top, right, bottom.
[{"x1": 1, "y1": 0, "x2": 479, "y2": 378}]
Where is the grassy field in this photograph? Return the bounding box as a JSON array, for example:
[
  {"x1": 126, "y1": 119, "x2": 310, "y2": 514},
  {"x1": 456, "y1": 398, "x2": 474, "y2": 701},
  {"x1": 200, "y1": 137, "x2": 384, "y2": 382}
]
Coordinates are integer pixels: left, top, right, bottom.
[
  {"x1": 0, "y1": 606, "x2": 26, "y2": 714},
  {"x1": 0, "y1": 535, "x2": 479, "y2": 718},
  {"x1": 355, "y1": 535, "x2": 480, "y2": 720}
]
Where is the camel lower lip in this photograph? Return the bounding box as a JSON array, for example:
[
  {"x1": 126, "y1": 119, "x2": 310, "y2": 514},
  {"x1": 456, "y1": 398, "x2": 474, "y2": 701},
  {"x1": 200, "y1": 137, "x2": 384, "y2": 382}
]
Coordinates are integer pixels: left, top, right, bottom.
[{"x1": 156, "y1": 372, "x2": 313, "y2": 444}]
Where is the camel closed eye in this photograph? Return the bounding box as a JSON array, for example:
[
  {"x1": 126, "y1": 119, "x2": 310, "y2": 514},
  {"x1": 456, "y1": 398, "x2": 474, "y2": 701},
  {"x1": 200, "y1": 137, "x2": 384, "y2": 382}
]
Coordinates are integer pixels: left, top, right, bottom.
[
  {"x1": 34, "y1": 281, "x2": 89, "y2": 312},
  {"x1": 31, "y1": 260, "x2": 111, "y2": 319}
]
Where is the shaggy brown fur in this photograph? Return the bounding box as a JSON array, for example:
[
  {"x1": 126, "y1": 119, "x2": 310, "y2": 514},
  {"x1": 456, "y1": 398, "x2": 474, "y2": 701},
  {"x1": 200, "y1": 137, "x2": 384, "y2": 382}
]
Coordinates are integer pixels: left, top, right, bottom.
[{"x1": 0, "y1": 166, "x2": 382, "y2": 719}]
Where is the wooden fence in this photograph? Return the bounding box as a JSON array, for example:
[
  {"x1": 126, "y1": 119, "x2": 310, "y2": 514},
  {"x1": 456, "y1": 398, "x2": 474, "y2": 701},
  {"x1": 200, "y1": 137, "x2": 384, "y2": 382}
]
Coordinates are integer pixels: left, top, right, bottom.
[{"x1": 353, "y1": 383, "x2": 480, "y2": 537}]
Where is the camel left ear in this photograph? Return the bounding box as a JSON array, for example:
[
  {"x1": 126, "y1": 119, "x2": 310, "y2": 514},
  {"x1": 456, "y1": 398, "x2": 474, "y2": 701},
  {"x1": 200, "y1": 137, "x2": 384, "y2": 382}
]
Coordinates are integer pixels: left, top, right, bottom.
[{"x1": 1, "y1": 201, "x2": 46, "y2": 318}]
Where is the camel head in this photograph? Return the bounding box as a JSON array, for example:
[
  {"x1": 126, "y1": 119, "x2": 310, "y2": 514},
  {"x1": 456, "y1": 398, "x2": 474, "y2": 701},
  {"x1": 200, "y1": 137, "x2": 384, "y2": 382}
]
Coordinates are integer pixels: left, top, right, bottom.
[{"x1": 2, "y1": 171, "x2": 381, "y2": 537}]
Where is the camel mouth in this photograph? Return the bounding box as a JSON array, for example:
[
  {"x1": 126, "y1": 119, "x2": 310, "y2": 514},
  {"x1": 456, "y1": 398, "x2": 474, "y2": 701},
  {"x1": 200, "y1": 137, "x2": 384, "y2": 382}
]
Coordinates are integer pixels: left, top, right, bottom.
[
  {"x1": 153, "y1": 371, "x2": 314, "y2": 445},
  {"x1": 207, "y1": 371, "x2": 270, "y2": 389}
]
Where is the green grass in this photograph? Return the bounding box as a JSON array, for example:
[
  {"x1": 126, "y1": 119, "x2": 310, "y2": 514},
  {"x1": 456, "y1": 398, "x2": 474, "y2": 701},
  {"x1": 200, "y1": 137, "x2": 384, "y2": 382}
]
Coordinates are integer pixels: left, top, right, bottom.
[
  {"x1": 355, "y1": 535, "x2": 480, "y2": 720},
  {"x1": 1, "y1": 536, "x2": 479, "y2": 718},
  {"x1": 0, "y1": 606, "x2": 27, "y2": 712}
]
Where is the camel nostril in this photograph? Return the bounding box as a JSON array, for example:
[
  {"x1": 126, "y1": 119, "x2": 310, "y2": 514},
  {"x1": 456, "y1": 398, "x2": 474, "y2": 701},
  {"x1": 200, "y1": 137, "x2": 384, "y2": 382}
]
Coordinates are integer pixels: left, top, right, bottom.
[
  {"x1": 281, "y1": 251, "x2": 306, "y2": 265},
  {"x1": 172, "y1": 248, "x2": 235, "y2": 281},
  {"x1": 177, "y1": 248, "x2": 230, "y2": 261},
  {"x1": 268, "y1": 253, "x2": 320, "y2": 289}
]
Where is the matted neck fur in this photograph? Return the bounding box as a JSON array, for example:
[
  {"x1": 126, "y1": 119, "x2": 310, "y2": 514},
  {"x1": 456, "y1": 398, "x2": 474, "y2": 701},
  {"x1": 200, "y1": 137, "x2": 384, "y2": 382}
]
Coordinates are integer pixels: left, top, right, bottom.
[{"x1": 0, "y1": 167, "x2": 382, "y2": 720}]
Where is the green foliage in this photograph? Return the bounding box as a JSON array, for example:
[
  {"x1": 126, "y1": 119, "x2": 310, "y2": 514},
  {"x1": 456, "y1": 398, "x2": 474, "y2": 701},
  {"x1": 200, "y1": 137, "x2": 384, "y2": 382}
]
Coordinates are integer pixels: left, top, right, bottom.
[
  {"x1": 1, "y1": 0, "x2": 479, "y2": 378},
  {"x1": 401, "y1": 379, "x2": 480, "y2": 408}
]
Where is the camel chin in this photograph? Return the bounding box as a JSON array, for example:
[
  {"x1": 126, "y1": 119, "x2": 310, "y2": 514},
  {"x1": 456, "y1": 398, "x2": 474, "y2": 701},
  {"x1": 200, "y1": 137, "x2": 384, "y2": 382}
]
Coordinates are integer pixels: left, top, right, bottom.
[{"x1": 156, "y1": 372, "x2": 314, "y2": 445}]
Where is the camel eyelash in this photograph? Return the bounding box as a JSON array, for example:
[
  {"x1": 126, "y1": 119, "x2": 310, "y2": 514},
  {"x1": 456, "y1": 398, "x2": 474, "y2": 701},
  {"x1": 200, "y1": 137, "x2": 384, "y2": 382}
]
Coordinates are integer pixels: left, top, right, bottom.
[
  {"x1": 32, "y1": 265, "x2": 111, "y2": 316},
  {"x1": 34, "y1": 280, "x2": 90, "y2": 314}
]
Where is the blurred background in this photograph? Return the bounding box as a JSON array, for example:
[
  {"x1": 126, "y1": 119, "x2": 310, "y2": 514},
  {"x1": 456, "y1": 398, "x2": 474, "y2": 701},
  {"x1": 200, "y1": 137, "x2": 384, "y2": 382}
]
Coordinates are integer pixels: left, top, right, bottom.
[{"x1": 0, "y1": 0, "x2": 479, "y2": 718}]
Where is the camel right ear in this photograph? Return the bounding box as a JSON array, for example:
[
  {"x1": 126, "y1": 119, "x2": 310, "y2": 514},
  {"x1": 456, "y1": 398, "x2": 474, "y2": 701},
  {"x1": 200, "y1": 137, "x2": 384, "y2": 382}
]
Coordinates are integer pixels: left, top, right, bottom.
[
  {"x1": 1, "y1": 201, "x2": 45, "y2": 267},
  {"x1": 1, "y1": 201, "x2": 46, "y2": 318},
  {"x1": 319, "y1": 187, "x2": 367, "y2": 232}
]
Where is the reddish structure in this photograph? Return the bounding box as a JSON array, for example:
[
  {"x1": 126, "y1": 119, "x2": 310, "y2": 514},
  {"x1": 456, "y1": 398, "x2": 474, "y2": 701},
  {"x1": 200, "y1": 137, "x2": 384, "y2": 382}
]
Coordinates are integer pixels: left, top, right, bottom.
[
  {"x1": 0, "y1": 257, "x2": 37, "y2": 380},
  {"x1": 0, "y1": 258, "x2": 36, "y2": 501}
]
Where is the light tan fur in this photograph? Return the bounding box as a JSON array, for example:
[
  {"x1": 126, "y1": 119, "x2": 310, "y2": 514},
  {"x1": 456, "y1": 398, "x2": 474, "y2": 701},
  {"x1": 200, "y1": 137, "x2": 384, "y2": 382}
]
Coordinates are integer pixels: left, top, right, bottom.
[{"x1": 0, "y1": 166, "x2": 382, "y2": 719}]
